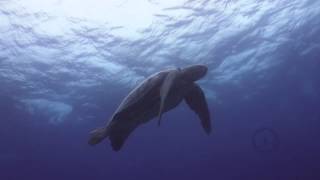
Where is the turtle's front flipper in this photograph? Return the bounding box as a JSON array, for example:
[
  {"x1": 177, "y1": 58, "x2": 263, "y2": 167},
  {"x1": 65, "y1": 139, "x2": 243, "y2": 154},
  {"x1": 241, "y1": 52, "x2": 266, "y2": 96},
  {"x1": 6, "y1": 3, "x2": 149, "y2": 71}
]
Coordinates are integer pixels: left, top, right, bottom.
[
  {"x1": 158, "y1": 69, "x2": 180, "y2": 126},
  {"x1": 184, "y1": 83, "x2": 211, "y2": 134}
]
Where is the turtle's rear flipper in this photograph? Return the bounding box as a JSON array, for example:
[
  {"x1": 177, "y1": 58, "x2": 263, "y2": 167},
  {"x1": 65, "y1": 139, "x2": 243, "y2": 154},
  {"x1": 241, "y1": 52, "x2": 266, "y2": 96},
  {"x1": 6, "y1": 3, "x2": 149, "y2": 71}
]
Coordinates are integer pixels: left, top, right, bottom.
[
  {"x1": 109, "y1": 123, "x2": 138, "y2": 151},
  {"x1": 88, "y1": 127, "x2": 108, "y2": 145}
]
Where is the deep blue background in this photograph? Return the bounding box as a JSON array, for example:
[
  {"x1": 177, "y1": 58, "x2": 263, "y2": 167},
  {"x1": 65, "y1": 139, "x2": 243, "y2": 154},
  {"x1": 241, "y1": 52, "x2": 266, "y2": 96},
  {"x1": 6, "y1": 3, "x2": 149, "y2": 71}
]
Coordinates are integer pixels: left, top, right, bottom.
[
  {"x1": 1, "y1": 0, "x2": 320, "y2": 179},
  {"x1": 1, "y1": 59, "x2": 320, "y2": 179}
]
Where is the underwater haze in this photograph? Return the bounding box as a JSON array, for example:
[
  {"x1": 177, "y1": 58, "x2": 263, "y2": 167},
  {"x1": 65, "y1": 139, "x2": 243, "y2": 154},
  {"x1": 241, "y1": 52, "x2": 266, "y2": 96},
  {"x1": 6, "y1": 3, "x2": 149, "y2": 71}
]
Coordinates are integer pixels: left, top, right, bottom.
[{"x1": 1, "y1": 0, "x2": 320, "y2": 179}]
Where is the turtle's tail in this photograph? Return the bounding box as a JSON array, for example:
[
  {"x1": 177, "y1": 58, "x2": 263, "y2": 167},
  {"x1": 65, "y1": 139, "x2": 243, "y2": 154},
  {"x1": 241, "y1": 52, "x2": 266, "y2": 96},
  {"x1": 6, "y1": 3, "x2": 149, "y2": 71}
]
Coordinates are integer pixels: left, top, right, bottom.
[{"x1": 88, "y1": 127, "x2": 108, "y2": 145}]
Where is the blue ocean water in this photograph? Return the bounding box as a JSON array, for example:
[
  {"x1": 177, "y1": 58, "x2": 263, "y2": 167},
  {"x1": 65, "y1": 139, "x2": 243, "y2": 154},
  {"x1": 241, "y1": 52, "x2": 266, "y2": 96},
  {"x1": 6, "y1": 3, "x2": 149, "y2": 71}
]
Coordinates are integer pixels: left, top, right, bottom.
[{"x1": 0, "y1": 0, "x2": 320, "y2": 179}]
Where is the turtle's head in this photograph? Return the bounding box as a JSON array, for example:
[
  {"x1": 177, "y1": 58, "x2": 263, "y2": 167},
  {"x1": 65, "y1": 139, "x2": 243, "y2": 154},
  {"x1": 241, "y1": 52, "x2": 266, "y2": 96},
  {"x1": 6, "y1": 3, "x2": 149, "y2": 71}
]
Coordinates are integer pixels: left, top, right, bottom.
[{"x1": 181, "y1": 64, "x2": 208, "y2": 81}]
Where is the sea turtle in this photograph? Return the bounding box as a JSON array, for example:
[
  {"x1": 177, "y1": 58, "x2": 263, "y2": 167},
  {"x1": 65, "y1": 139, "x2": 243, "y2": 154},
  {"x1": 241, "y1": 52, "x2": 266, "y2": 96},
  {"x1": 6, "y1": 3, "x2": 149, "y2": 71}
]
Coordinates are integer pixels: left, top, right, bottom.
[{"x1": 88, "y1": 64, "x2": 211, "y2": 151}]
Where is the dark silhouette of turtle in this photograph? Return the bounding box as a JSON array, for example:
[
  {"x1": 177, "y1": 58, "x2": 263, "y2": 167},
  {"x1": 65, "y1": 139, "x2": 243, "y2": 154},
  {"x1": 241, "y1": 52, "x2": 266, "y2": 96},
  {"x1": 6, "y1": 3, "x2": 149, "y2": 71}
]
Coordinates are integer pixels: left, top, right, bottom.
[{"x1": 88, "y1": 65, "x2": 211, "y2": 151}]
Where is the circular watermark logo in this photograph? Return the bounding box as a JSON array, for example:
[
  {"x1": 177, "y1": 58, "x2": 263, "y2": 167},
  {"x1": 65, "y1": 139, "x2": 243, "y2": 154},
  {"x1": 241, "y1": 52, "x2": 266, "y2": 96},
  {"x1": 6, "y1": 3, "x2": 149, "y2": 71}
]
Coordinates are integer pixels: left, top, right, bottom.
[{"x1": 252, "y1": 128, "x2": 279, "y2": 153}]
